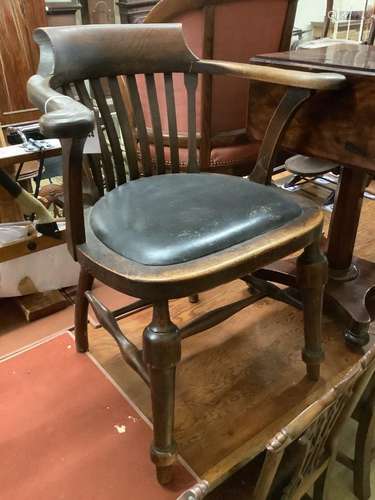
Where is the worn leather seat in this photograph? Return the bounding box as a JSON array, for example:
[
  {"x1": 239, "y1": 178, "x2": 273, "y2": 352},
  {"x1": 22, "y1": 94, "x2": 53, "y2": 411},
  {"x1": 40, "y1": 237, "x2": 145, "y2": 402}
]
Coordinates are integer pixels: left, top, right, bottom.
[{"x1": 90, "y1": 173, "x2": 302, "y2": 266}]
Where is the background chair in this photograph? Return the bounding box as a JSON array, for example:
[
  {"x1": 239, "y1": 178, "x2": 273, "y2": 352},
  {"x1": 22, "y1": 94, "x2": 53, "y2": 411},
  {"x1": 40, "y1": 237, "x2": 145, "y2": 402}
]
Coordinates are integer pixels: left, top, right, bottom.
[
  {"x1": 139, "y1": 0, "x2": 299, "y2": 174},
  {"x1": 28, "y1": 23, "x2": 344, "y2": 485},
  {"x1": 199, "y1": 346, "x2": 375, "y2": 500}
]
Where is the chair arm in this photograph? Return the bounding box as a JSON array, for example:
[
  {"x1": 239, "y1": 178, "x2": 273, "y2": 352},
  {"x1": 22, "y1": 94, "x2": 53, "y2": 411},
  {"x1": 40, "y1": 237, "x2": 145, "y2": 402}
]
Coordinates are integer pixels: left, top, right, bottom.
[
  {"x1": 197, "y1": 60, "x2": 346, "y2": 91},
  {"x1": 27, "y1": 75, "x2": 95, "y2": 139}
]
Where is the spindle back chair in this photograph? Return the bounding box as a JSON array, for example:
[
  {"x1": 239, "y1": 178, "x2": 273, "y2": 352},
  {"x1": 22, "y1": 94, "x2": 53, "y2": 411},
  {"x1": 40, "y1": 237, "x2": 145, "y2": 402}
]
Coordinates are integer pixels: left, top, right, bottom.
[
  {"x1": 322, "y1": 0, "x2": 375, "y2": 43},
  {"x1": 28, "y1": 23, "x2": 345, "y2": 485},
  {"x1": 252, "y1": 347, "x2": 375, "y2": 500}
]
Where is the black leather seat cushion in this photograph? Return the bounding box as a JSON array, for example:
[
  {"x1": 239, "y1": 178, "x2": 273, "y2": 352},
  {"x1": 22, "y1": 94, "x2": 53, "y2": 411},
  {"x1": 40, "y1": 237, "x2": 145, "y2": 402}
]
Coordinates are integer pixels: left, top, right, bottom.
[{"x1": 90, "y1": 173, "x2": 302, "y2": 266}]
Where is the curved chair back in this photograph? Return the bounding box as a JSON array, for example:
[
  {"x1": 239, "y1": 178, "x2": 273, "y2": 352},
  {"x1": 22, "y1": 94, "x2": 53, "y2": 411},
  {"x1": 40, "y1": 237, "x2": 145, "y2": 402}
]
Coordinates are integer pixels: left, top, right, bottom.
[{"x1": 27, "y1": 24, "x2": 345, "y2": 255}]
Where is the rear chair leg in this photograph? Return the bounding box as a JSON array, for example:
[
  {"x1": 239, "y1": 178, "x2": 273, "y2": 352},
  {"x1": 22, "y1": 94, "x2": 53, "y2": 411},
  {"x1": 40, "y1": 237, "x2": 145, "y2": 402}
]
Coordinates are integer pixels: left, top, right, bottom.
[
  {"x1": 75, "y1": 268, "x2": 94, "y2": 353},
  {"x1": 143, "y1": 301, "x2": 181, "y2": 485},
  {"x1": 354, "y1": 398, "x2": 375, "y2": 500},
  {"x1": 297, "y1": 240, "x2": 328, "y2": 381}
]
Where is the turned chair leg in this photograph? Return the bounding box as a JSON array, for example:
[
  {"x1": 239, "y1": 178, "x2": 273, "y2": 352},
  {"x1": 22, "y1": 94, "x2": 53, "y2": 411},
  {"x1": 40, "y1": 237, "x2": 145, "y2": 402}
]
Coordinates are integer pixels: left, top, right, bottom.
[
  {"x1": 143, "y1": 301, "x2": 181, "y2": 485},
  {"x1": 353, "y1": 399, "x2": 375, "y2": 500},
  {"x1": 75, "y1": 268, "x2": 94, "y2": 353},
  {"x1": 297, "y1": 240, "x2": 328, "y2": 381}
]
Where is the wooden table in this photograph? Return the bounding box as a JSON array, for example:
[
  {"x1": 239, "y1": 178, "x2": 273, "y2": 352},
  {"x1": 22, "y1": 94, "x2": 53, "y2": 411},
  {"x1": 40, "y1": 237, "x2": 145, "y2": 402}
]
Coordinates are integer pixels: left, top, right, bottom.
[
  {"x1": 249, "y1": 43, "x2": 375, "y2": 346},
  {"x1": 88, "y1": 279, "x2": 375, "y2": 495}
]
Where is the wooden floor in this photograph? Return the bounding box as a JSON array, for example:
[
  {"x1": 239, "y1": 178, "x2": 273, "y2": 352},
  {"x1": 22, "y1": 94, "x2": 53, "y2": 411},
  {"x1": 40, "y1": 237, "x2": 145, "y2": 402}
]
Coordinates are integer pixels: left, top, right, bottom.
[{"x1": 86, "y1": 178, "x2": 375, "y2": 495}]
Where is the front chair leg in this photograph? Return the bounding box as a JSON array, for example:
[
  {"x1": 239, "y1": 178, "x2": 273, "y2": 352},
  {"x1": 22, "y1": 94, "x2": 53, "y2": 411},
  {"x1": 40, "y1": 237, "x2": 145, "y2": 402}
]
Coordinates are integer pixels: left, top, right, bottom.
[
  {"x1": 143, "y1": 301, "x2": 181, "y2": 485},
  {"x1": 75, "y1": 268, "x2": 94, "y2": 353},
  {"x1": 297, "y1": 240, "x2": 328, "y2": 381}
]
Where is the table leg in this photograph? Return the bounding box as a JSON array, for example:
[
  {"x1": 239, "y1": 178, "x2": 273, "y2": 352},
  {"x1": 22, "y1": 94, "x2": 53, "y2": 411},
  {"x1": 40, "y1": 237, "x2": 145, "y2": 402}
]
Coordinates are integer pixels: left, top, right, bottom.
[
  {"x1": 326, "y1": 167, "x2": 373, "y2": 346},
  {"x1": 327, "y1": 167, "x2": 368, "y2": 276},
  {"x1": 254, "y1": 167, "x2": 375, "y2": 347}
]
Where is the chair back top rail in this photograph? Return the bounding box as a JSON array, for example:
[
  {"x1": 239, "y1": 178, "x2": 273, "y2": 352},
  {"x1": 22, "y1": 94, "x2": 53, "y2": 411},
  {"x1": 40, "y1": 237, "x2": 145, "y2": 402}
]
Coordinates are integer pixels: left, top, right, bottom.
[{"x1": 30, "y1": 24, "x2": 345, "y2": 91}]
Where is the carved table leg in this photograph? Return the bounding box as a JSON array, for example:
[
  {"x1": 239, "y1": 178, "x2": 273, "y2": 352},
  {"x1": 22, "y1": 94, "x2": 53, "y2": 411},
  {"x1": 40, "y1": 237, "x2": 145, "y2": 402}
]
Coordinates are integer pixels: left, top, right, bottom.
[
  {"x1": 254, "y1": 167, "x2": 375, "y2": 347},
  {"x1": 297, "y1": 240, "x2": 328, "y2": 381},
  {"x1": 326, "y1": 167, "x2": 372, "y2": 346},
  {"x1": 75, "y1": 267, "x2": 94, "y2": 353},
  {"x1": 143, "y1": 301, "x2": 181, "y2": 485}
]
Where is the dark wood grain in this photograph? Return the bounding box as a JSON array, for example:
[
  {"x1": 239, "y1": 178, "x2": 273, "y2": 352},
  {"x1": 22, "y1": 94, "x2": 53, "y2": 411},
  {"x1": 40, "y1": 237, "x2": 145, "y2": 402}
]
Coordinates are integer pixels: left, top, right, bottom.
[
  {"x1": 0, "y1": 0, "x2": 46, "y2": 124},
  {"x1": 163, "y1": 73, "x2": 180, "y2": 172}
]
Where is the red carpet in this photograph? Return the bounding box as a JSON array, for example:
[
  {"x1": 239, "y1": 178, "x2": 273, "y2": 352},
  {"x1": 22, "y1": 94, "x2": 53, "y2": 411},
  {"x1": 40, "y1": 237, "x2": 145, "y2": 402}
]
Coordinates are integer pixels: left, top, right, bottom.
[
  {"x1": 0, "y1": 333, "x2": 195, "y2": 500},
  {"x1": 0, "y1": 281, "x2": 137, "y2": 359}
]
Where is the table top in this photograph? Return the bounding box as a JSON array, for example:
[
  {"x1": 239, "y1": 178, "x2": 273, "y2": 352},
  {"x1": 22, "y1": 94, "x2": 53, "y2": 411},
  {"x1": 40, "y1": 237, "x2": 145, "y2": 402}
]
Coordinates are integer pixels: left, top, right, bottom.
[
  {"x1": 0, "y1": 139, "x2": 61, "y2": 169},
  {"x1": 251, "y1": 42, "x2": 375, "y2": 78},
  {"x1": 88, "y1": 278, "x2": 375, "y2": 489}
]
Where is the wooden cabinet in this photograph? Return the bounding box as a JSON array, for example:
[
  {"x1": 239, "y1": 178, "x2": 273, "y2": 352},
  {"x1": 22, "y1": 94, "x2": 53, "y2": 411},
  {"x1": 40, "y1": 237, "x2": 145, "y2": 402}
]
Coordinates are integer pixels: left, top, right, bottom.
[
  {"x1": 117, "y1": 0, "x2": 158, "y2": 24},
  {"x1": 0, "y1": 0, "x2": 46, "y2": 125}
]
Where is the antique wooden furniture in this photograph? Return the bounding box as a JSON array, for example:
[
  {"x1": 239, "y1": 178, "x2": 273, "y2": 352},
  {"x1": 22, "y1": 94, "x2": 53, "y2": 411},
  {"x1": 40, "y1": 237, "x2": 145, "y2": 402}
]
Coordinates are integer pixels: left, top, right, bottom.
[
  {"x1": 141, "y1": 0, "x2": 299, "y2": 174},
  {"x1": 28, "y1": 23, "x2": 346, "y2": 484},
  {"x1": 87, "y1": 278, "x2": 375, "y2": 499},
  {"x1": 0, "y1": 0, "x2": 46, "y2": 125},
  {"x1": 251, "y1": 350, "x2": 375, "y2": 500},
  {"x1": 285, "y1": 1, "x2": 375, "y2": 195},
  {"x1": 46, "y1": 1, "x2": 82, "y2": 27},
  {"x1": 321, "y1": 0, "x2": 375, "y2": 42},
  {"x1": 249, "y1": 43, "x2": 375, "y2": 348},
  {"x1": 118, "y1": 0, "x2": 158, "y2": 23},
  {"x1": 80, "y1": 0, "x2": 116, "y2": 23}
]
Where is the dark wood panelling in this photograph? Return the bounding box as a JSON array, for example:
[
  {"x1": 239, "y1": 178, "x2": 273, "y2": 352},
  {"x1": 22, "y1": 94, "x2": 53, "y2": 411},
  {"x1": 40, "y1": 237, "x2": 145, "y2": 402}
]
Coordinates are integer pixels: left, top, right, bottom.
[{"x1": 0, "y1": 0, "x2": 46, "y2": 125}]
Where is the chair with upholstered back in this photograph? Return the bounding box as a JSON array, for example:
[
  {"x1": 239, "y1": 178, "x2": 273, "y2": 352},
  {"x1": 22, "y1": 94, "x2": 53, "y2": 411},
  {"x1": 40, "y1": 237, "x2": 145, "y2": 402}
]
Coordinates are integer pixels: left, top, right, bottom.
[
  {"x1": 28, "y1": 23, "x2": 345, "y2": 485},
  {"x1": 139, "y1": 0, "x2": 299, "y2": 174}
]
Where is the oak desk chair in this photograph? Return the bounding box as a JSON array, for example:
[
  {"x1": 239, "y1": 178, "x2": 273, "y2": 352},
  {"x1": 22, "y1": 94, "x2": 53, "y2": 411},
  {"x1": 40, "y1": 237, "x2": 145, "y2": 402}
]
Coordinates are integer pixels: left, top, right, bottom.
[
  {"x1": 28, "y1": 24, "x2": 345, "y2": 484},
  {"x1": 138, "y1": 0, "x2": 299, "y2": 175},
  {"x1": 198, "y1": 345, "x2": 375, "y2": 500}
]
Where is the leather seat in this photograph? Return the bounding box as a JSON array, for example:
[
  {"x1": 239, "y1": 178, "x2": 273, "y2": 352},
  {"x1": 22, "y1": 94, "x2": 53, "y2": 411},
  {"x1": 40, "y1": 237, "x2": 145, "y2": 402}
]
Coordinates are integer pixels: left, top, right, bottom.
[{"x1": 90, "y1": 173, "x2": 302, "y2": 266}]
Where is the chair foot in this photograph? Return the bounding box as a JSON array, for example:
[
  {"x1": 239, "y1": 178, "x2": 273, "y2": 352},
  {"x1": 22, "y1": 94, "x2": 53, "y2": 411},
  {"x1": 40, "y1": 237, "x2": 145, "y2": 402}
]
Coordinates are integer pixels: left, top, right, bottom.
[
  {"x1": 297, "y1": 240, "x2": 328, "y2": 381},
  {"x1": 144, "y1": 301, "x2": 181, "y2": 485},
  {"x1": 156, "y1": 465, "x2": 174, "y2": 485},
  {"x1": 189, "y1": 294, "x2": 199, "y2": 304},
  {"x1": 74, "y1": 268, "x2": 94, "y2": 353},
  {"x1": 313, "y1": 469, "x2": 329, "y2": 500}
]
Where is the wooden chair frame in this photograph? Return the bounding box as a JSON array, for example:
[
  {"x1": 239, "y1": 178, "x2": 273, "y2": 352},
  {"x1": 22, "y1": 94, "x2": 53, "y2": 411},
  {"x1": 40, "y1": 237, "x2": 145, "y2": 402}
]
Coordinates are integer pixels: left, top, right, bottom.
[
  {"x1": 28, "y1": 23, "x2": 345, "y2": 484},
  {"x1": 253, "y1": 349, "x2": 375, "y2": 500},
  {"x1": 178, "y1": 348, "x2": 375, "y2": 499},
  {"x1": 145, "y1": 0, "x2": 299, "y2": 170}
]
